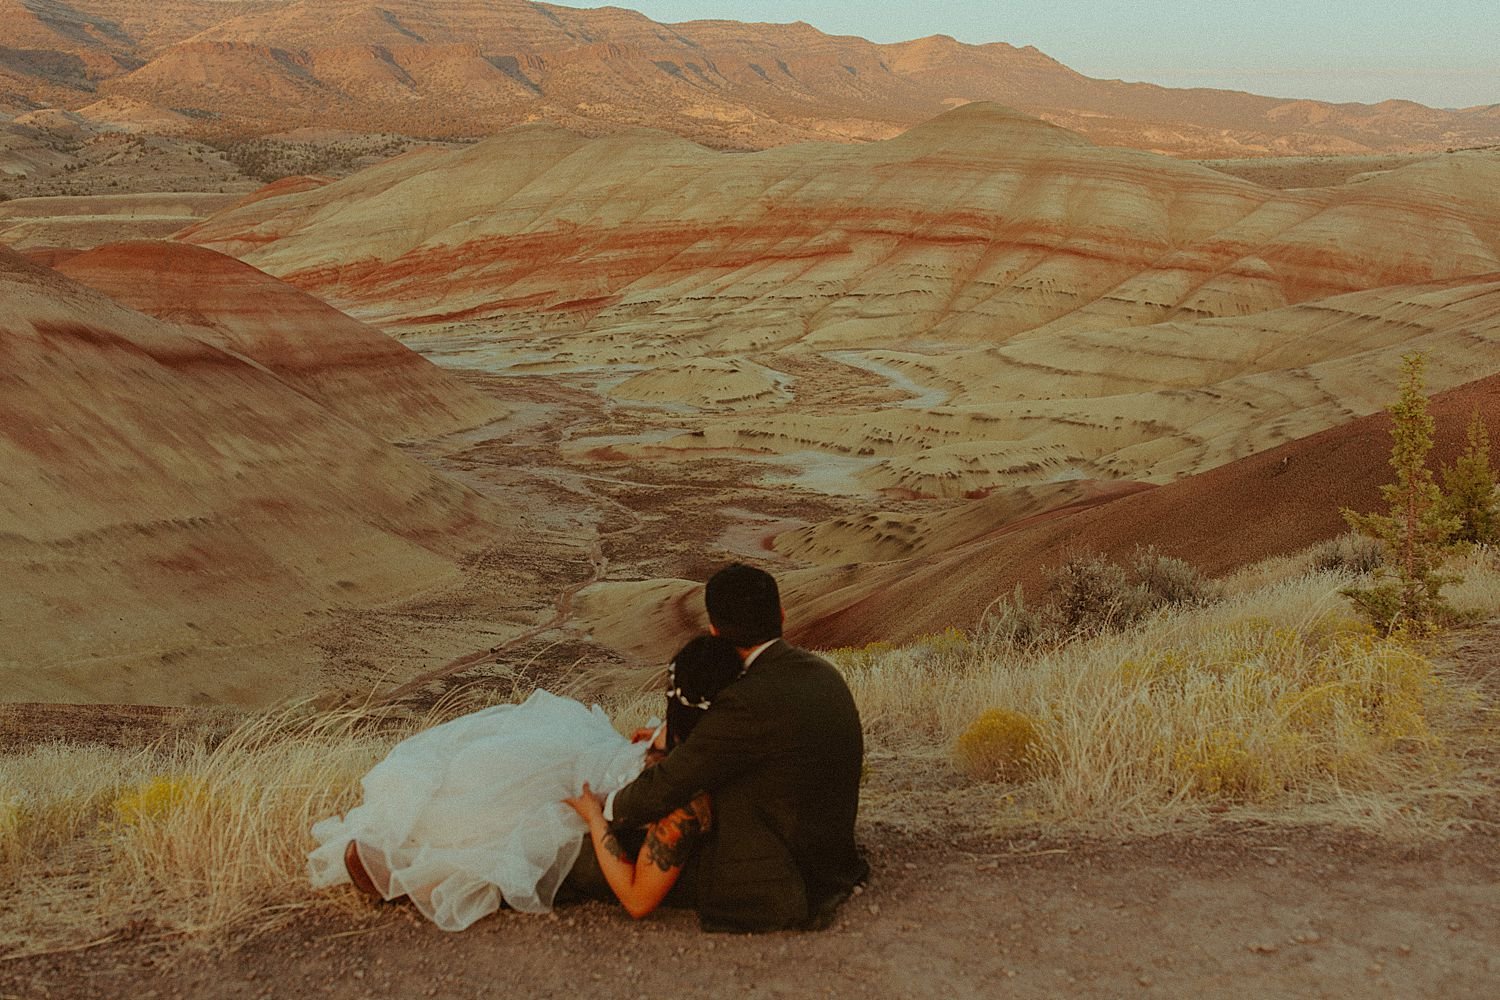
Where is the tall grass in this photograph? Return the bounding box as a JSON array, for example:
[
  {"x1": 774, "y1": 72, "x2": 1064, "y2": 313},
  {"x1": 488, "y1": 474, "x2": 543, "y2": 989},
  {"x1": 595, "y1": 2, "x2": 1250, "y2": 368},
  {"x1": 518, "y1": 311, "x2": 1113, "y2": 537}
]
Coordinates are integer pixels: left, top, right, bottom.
[
  {"x1": 1, "y1": 553, "x2": 1496, "y2": 953},
  {"x1": 832, "y1": 558, "x2": 1498, "y2": 836},
  {"x1": 104, "y1": 705, "x2": 394, "y2": 934},
  {"x1": 0, "y1": 706, "x2": 398, "y2": 955}
]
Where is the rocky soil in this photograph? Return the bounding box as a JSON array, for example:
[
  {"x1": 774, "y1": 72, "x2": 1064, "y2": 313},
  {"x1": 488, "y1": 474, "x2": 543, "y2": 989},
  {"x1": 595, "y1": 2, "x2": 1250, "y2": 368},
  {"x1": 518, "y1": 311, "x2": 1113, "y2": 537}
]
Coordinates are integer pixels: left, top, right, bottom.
[{"x1": 3, "y1": 828, "x2": 1496, "y2": 1000}]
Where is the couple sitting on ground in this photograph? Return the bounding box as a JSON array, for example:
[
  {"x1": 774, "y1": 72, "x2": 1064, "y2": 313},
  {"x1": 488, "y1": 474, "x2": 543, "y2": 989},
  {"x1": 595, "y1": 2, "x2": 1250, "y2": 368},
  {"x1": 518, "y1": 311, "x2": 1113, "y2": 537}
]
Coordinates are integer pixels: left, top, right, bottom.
[{"x1": 309, "y1": 563, "x2": 869, "y2": 933}]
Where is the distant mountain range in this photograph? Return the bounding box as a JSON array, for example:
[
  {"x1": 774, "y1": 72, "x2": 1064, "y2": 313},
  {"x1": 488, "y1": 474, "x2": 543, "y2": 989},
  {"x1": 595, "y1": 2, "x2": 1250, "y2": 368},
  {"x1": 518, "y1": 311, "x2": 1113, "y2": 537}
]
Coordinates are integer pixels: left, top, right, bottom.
[{"x1": 2, "y1": 0, "x2": 1497, "y2": 156}]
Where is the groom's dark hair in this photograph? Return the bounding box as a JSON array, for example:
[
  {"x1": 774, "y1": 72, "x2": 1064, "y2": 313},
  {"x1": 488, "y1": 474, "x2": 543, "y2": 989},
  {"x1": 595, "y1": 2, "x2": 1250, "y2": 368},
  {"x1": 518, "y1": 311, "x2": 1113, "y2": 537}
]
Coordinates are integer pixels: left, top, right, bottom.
[{"x1": 704, "y1": 562, "x2": 783, "y2": 648}]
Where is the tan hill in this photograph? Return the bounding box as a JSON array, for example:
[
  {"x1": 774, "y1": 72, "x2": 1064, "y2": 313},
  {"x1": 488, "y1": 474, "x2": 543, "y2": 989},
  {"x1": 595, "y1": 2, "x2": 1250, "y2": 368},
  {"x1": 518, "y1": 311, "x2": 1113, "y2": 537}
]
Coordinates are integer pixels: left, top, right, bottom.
[
  {"x1": 570, "y1": 327, "x2": 1500, "y2": 661},
  {"x1": 0, "y1": 190, "x2": 247, "y2": 248},
  {"x1": 0, "y1": 245, "x2": 503, "y2": 705},
  {"x1": 2, "y1": 0, "x2": 1497, "y2": 156},
  {"x1": 180, "y1": 106, "x2": 1500, "y2": 494},
  {"x1": 788, "y1": 369, "x2": 1500, "y2": 648},
  {"x1": 181, "y1": 105, "x2": 1500, "y2": 336},
  {"x1": 0, "y1": 0, "x2": 143, "y2": 106},
  {"x1": 52, "y1": 240, "x2": 501, "y2": 441}
]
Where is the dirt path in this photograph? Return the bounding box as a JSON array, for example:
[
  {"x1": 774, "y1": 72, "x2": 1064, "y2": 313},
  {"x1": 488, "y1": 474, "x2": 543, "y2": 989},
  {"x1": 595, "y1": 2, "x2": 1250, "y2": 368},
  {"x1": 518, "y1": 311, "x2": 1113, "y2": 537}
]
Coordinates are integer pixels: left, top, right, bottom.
[{"x1": 5, "y1": 829, "x2": 1496, "y2": 999}]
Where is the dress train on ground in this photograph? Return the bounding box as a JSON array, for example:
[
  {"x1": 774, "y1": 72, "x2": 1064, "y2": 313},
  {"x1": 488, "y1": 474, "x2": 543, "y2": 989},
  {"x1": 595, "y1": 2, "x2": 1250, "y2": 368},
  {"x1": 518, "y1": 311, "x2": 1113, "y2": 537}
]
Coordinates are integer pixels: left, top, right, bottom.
[{"x1": 308, "y1": 690, "x2": 646, "y2": 931}]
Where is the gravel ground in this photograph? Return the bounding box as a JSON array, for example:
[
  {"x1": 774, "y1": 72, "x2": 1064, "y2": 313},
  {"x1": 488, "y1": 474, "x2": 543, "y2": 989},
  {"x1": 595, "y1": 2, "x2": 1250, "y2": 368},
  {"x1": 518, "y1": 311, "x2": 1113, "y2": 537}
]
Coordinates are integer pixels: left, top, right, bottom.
[{"x1": 5, "y1": 828, "x2": 1497, "y2": 1000}]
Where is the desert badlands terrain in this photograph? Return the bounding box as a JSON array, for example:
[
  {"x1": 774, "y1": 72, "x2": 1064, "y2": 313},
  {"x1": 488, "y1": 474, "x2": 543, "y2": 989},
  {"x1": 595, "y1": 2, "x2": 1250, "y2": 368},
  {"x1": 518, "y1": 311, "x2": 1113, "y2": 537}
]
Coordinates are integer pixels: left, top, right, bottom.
[
  {"x1": 5, "y1": 100, "x2": 1500, "y2": 700},
  {"x1": 3, "y1": 2, "x2": 1500, "y2": 996}
]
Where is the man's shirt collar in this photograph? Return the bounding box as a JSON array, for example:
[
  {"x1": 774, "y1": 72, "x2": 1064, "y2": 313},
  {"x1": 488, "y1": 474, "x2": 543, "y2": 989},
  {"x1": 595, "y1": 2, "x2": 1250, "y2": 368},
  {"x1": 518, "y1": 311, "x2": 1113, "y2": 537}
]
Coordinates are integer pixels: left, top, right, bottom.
[{"x1": 742, "y1": 639, "x2": 777, "y2": 669}]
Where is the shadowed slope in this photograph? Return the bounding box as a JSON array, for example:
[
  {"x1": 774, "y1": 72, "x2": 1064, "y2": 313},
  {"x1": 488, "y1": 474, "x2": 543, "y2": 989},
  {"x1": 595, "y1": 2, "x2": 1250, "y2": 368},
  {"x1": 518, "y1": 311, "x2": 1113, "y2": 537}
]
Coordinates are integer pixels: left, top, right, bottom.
[
  {"x1": 54, "y1": 240, "x2": 501, "y2": 441},
  {"x1": 0, "y1": 246, "x2": 502, "y2": 705},
  {"x1": 789, "y1": 372, "x2": 1500, "y2": 648}
]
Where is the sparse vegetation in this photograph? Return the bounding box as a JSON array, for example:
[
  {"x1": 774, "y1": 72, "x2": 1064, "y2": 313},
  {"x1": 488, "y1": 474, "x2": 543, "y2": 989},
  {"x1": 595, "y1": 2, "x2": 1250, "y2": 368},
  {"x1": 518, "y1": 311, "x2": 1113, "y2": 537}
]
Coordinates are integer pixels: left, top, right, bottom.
[
  {"x1": 1342, "y1": 354, "x2": 1460, "y2": 630},
  {"x1": 955, "y1": 708, "x2": 1043, "y2": 781},
  {"x1": 214, "y1": 135, "x2": 412, "y2": 183},
  {"x1": 838, "y1": 550, "x2": 1494, "y2": 836},
  {"x1": 1439, "y1": 407, "x2": 1500, "y2": 545},
  {"x1": 987, "y1": 546, "x2": 1222, "y2": 643},
  {"x1": 1, "y1": 547, "x2": 1496, "y2": 954},
  {"x1": 216, "y1": 138, "x2": 356, "y2": 182},
  {"x1": 1308, "y1": 532, "x2": 1385, "y2": 574}
]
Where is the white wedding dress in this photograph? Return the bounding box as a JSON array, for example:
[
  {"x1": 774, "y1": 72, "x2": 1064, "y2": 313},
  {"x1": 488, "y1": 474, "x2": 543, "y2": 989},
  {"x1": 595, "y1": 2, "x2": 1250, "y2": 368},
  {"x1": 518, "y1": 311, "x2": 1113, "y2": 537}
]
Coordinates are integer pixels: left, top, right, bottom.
[{"x1": 308, "y1": 690, "x2": 649, "y2": 931}]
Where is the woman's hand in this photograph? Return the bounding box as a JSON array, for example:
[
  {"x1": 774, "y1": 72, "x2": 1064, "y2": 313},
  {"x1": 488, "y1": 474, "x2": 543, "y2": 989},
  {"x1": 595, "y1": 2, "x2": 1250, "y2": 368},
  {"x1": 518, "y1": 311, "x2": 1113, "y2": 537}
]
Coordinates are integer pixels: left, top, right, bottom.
[
  {"x1": 563, "y1": 782, "x2": 605, "y2": 825},
  {"x1": 630, "y1": 725, "x2": 667, "y2": 749}
]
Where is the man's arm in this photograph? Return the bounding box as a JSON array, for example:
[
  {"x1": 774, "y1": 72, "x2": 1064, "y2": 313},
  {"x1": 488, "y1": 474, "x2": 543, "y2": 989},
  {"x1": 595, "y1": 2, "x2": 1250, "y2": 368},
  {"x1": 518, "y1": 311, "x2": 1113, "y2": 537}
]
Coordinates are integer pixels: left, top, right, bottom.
[{"x1": 610, "y1": 687, "x2": 765, "y2": 829}]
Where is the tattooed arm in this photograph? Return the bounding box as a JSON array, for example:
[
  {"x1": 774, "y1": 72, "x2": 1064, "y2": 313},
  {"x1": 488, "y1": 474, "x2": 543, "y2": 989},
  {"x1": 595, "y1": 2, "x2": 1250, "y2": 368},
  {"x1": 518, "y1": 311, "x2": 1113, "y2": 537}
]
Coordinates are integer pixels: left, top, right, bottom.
[{"x1": 563, "y1": 783, "x2": 711, "y2": 919}]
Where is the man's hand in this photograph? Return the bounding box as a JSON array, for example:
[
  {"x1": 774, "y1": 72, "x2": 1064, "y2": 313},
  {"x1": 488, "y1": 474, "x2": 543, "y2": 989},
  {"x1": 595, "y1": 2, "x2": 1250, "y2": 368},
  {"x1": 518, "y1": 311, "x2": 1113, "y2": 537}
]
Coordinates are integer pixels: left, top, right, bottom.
[
  {"x1": 562, "y1": 782, "x2": 605, "y2": 826},
  {"x1": 629, "y1": 727, "x2": 657, "y2": 744}
]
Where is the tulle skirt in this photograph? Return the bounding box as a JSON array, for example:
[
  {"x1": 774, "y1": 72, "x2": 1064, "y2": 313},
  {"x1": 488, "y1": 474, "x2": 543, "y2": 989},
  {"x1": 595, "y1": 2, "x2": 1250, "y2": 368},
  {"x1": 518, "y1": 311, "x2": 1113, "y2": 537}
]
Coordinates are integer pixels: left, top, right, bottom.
[{"x1": 308, "y1": 690, "x2": 647, "y2": 930}]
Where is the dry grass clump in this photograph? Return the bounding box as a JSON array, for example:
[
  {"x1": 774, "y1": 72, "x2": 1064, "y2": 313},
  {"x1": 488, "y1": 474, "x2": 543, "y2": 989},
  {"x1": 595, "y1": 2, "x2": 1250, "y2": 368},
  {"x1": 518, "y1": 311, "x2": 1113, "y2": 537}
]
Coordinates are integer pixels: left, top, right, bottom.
[
  {"x1": 1129, "y1": 615, "x2": 1441, "y2": 802},
  {"x1": 0, "y1": 705, "x2": 407, "y2": 954},
  {"x1": 0, "y1": 745, "x2": 141, "y2": 865},
  {"x1": 1308, "y1": 532, "x2": 1385, "y2": 575},
  {"x1": 103, "y1": 706, "x2": 395, "y2": 934},
  {"x1": 955, "y1": 709, "x2": 1043, "y2": 782}
]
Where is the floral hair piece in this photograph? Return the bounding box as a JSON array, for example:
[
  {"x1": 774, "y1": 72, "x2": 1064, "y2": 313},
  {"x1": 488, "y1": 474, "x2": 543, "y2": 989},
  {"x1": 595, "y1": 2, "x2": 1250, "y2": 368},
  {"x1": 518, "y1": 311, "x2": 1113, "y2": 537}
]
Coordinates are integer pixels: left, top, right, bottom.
[{"x1": 667, "y1": 659, "x2": 713, "y2": 710}]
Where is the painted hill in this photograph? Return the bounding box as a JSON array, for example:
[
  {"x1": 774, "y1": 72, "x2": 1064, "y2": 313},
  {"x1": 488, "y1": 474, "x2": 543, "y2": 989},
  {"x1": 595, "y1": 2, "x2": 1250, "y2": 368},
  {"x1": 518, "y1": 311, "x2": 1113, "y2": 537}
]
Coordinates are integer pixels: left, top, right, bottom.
[
  {"x1": 180, "y1": 106, "x2": 1500, "y2": 494},
  {"x1": 1, "y1": 0, "x2": 1496, "y2": 156},
  {"x1": 0, "y1": 245, "x2": 502, "y2": 705},
  {"x1": 182, "y1": 104, "x2": 1500, "y2": 337},
  {"x1": 52, "y1": 240, "x2": 501, "y2": 441}
]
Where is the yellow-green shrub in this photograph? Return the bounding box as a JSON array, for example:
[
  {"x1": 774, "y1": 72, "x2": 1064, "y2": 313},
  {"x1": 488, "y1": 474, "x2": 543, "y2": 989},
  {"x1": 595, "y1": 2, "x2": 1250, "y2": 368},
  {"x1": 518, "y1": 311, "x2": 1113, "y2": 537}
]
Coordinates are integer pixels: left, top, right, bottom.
[
  {"x1": 112, "y1": 775, "x2": 207, "y2": 828},
  {"x1": 956, "y1": 708, "x2": 1044, "y2": 781}
]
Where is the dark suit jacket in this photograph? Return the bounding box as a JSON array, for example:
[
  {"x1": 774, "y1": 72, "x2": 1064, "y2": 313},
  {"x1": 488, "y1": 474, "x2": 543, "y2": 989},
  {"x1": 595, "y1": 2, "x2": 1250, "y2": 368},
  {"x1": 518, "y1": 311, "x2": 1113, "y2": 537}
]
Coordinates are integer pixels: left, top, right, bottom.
[{"x1": 610, "y1": 640, "x2": 868, "y2": 932}]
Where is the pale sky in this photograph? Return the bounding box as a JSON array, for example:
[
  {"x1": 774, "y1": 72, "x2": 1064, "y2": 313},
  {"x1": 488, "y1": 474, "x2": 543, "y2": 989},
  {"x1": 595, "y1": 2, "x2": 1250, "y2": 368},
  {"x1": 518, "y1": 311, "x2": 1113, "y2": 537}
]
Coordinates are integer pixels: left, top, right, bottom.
[{"x1": 557, "y1": 1, "x2": 1499, "y2": 109}]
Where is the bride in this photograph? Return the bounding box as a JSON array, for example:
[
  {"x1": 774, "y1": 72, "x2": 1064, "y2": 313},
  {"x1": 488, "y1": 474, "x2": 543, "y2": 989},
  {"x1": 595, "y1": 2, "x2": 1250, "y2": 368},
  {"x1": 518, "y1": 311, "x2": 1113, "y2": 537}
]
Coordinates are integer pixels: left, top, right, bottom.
[{"x1": 307, "y1": 635, "x2": 744, "y2": 930}]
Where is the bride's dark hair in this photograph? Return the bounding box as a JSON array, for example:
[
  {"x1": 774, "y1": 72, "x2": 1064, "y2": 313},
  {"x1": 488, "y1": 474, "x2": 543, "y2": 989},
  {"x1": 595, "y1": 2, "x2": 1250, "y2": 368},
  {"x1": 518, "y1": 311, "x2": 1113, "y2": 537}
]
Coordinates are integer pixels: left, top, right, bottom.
[{"x1": 665, "y1": 634, "x2": 744, "y2": 747}]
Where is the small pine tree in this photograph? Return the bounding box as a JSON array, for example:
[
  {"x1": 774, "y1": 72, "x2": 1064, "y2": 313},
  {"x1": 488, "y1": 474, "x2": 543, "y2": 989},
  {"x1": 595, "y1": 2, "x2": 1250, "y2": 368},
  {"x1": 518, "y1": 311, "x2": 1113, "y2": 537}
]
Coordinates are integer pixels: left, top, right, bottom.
[
  {"x1": 1340, "y1": 353, "x2": 1460, "y2": 630},
  {"x1": 1439, "y1": 407, "x2": 1499, "y2": 545}
]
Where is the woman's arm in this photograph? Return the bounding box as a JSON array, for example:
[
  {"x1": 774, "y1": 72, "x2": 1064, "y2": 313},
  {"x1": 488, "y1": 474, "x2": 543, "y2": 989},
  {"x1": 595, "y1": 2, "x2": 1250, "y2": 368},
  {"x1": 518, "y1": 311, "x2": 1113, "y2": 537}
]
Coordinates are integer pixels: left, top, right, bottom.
[{"x1": 563, "y1": 783, "x2": 709, "y2": 919}]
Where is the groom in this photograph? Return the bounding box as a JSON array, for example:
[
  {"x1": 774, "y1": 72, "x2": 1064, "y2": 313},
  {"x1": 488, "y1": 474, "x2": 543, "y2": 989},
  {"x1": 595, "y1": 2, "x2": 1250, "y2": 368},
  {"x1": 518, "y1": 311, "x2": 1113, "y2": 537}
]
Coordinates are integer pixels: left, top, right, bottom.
[{"x1": 607, "y1": 562, "x2": 868, "y2": 932}]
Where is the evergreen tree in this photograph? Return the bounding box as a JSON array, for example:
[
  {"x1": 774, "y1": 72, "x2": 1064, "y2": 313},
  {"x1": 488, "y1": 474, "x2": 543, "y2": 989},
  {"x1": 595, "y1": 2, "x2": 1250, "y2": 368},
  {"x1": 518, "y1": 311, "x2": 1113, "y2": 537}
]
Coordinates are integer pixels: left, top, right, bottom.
[
  {"x1": 1439, "y1": 407, "x2": 1499, "y2": 545},
  {"x1": 1340, "y1": 353, "x2": 1460, "y2": 630}
]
